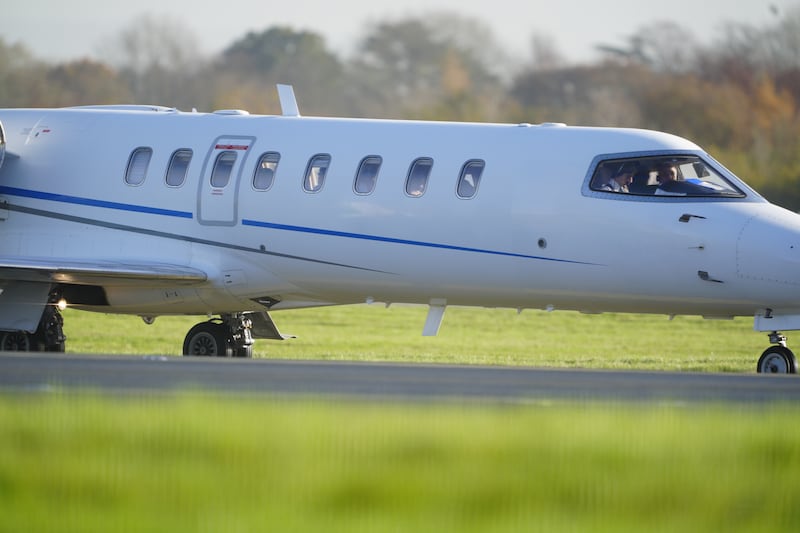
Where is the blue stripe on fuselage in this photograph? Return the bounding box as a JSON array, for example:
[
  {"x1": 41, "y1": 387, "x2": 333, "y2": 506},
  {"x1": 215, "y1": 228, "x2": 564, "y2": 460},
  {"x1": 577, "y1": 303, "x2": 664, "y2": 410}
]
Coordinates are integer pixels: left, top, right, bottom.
[
  {"x1": 0, "y1": 186, "x2": 593, "y2": 265},
  {"x1": 242, "y1": 218, "x2": 593, "y2": 265},
  {"x1": 0, "y1": 185, "x2": 193, "y2": 219}
]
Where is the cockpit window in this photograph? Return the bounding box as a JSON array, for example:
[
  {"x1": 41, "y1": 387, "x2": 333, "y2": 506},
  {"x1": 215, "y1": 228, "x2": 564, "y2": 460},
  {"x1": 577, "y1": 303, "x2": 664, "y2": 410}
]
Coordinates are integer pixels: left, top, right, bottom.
[{"x1": 590, "y1": 155, "x2": 745, "y2": 198}]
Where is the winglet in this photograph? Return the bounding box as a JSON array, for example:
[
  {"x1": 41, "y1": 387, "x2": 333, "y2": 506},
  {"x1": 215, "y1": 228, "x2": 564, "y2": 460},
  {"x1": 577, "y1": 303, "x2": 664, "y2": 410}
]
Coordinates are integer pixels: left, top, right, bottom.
[{"x1": 276, "y1": 84, "x2": 301, "y2": 117}]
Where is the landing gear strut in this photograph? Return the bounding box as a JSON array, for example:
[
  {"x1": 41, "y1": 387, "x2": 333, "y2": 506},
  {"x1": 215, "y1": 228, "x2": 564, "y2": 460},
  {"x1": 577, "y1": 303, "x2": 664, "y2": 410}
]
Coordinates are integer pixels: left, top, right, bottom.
[
  {"x1": 757, "y1": 331, "x2": 798, "y2": 374},
  {"x1": 182, "y1": 314, "x2": 254, "y2": 358}
]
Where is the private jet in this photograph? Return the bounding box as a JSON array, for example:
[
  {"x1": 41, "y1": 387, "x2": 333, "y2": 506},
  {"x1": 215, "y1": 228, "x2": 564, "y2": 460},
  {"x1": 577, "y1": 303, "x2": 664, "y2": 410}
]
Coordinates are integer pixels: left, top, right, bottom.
[{"x1": 1, "y1": 85, "x2": 798, "y2": 374}]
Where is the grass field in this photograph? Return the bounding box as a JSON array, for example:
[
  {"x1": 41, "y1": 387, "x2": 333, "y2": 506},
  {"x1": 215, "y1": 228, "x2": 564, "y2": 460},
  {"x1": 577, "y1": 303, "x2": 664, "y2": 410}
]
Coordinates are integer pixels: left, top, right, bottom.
[
  {"x1": 3, "y1": 306, "x2": 798, "y2": 532},
  {"x1": 63, "y1": 304, "x2": 765, "y2": 372},
  {"x1": 1, "y1": 394, "x2": 799, "y2": 533}
]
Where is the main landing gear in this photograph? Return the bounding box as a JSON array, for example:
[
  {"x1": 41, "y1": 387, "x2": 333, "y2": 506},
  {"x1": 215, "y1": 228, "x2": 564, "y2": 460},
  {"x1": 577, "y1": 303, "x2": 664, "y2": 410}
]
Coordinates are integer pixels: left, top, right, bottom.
[
  {"x1": 757, "y1": 331, "x2": 798, "y2": 374},
  {"x1": 0, "y1": 289, "x2": 66, "y2": 353},
  {"x1": 182, "y1": 314, "x2": 254, "y2": 358}
]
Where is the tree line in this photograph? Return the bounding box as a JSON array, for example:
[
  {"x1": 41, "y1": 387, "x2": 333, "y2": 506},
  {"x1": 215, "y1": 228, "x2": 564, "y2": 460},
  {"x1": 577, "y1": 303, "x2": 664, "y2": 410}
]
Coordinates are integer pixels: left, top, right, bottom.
[{"x1": 2, "y1": 8, "x2": 800, "y2": 209}]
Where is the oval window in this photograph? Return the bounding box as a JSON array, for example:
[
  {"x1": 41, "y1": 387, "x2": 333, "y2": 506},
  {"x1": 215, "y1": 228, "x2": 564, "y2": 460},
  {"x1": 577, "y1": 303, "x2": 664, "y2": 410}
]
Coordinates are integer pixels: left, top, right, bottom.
[
  {"x1": 304, "y1": 154, "x2": 331, "y2": 192},
  {"x1": 253, "y1": 152, "x2": 280, "y2": 191},
  {"x1": 405, "y1": 157, "x2": 433, "y2": 197},
  {"x1": 124, "y1": 147, "x2": 152, "y2": 186},
  {"x1": 210, "y1": 151, "x2": 237, "y2": 188},
  {"x1": 354, "y1": 156, "x2": 382, "y2": 195},
  {"x1": 457, "y1": 160, "x2": 484, "y2": 198},
  {"x1": 165, "y1": 149, "x2": 192, "y2": 187}
]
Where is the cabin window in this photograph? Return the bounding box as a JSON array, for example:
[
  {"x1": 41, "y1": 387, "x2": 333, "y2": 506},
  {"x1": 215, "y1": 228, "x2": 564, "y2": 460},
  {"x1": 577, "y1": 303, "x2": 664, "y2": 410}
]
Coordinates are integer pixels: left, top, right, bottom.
[
  {"x1": 303, "y1": 154, "x2": 331, "y2": 193},
  {"x1": 354, "y1": 156, "x2": 382, "y2": 195},
  {"x1": 124, "y1": 147, "x2": 152, "y2": 186},
  {"x1": 405, "y1": 157, "x2": 433, "y2": 197},
  {"x1": 589, "y1": 155, "x2": 745, "y2": 198},
  {"x1": 165, "y1": 149, "x2": 192, "y2": 187},
  {"x1": 253, "y1": 152, "x2": 280, "y2": 191},
  {"x1": 210, "y1": 151, "x2": 237, "y2": 188},
  {"x1": 457, "y1": 159, "x2": 485, "y2": 198}
]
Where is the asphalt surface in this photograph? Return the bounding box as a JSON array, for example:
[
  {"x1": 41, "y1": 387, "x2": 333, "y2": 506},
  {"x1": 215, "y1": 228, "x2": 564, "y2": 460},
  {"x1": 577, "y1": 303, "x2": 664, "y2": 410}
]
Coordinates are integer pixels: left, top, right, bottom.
[{"x1": 1, "y1": 352, "x2": 798, "y2": 403}]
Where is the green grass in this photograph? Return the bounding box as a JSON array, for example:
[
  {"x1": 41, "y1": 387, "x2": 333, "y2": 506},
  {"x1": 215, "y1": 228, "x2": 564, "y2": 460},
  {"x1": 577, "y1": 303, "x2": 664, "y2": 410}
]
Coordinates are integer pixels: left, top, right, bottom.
[
  {"x1": 1, "y1": 394, "x2": 798, "y2": 533},
  {"x1": 64, "y1": 305, "x2": 765, "y2": 372}
]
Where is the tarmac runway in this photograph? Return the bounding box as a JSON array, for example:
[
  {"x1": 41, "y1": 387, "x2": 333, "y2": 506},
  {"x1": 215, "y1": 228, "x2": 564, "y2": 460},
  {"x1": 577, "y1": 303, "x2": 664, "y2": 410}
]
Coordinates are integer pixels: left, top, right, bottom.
[{"x1": 1, "y1": 352, "x2": 798, "y2": 403}]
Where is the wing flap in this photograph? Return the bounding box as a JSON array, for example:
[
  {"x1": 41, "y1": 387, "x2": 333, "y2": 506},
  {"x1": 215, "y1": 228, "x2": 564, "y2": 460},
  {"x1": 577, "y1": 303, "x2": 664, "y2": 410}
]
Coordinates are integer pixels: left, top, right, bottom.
[{"x1": 0, "y1": 257, "x2": 207, "y2": 287}]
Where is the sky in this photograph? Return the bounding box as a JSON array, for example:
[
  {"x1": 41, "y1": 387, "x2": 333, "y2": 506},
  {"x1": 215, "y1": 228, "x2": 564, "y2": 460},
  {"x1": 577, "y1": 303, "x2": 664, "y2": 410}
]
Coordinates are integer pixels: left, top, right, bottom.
[{"x1": 3, "y1": 0, "x2": 798, "y2": 65}]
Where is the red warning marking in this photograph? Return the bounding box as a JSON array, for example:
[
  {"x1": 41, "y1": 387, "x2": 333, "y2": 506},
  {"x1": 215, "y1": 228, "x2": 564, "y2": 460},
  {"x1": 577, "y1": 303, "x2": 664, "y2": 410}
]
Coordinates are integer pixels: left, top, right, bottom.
[{"x1": 215, "y1": 144, "x2": 248, "y2": 150}]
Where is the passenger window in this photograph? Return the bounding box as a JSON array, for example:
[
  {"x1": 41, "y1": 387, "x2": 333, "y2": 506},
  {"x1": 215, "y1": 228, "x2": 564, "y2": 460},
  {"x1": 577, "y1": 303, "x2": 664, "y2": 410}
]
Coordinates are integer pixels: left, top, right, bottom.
[
  {"x1": 253, "y1": 152, "x2": 280, "y2": 191},
  {"x1": 354, "y1": 156, "x2": 382, "y2": 195},
  {"x1": 406, "y1": 157, "x2": 433, "y2": 197},
  {"x1": 304, "y1": 154, "x2": 331, "y2": 193},
  {"x1": 457, "y1": 160, "x2": 484, "y2": 198},
  {"x1": 210, "y1": 151, "x2": 237, "y2": 188},
  {"x1": 165, "y1": 149, "x2": 192, "y2": 187},
  {"x1": 590, "y1": 156, "x2": 745, "y2": 198},
  {"x1": 125, "y1": 147, "x2": 152, "y2": 186}
]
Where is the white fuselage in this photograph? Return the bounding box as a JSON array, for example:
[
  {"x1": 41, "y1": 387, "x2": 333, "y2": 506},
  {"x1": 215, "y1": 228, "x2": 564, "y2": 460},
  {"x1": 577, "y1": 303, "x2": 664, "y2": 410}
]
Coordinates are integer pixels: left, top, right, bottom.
[{"x1": 1, "y1": 106, "x2": 800, "y2": 329}]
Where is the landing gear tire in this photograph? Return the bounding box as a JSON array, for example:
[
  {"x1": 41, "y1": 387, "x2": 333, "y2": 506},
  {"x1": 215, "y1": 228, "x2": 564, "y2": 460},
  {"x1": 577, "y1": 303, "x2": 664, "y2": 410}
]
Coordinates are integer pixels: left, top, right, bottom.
[
  {"x1": 1, "y1": 331, "x2": 34, "y2": 351},
  {"x1": 757, "y1": 345, "x2": 798, "y2": 374},
  {"x1": 183, "y1": 322, "x2": 233, "y2": 357},
  {"x1": 182, "y1": 314, "x2": 255, "y2": 358}
]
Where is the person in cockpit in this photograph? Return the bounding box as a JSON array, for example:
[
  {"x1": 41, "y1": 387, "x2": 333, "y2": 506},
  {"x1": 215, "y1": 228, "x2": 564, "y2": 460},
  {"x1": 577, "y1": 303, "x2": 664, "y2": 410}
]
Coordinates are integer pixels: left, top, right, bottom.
[
  {"x1": 601, "y1": 164, "x2": 635, "y2": 193},
  {"x1": 654, "y1": 162, "x2": 710, "y2": 196},
  {"x1": 654, "y1": 162, "x2": 678, "y2": 194}
]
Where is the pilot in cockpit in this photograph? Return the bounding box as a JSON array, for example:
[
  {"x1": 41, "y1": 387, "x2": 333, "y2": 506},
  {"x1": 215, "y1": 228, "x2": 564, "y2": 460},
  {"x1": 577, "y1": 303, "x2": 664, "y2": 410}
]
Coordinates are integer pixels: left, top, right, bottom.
[
  {"x1": 654, "y1": 162, "x2": 678, "y2": 193},
  {"x1": 654, "y1": 161, "x2": 712, "y2": 196},
  {"x1": 600, "y1": 163, "x2": 635, "y2": 193}
]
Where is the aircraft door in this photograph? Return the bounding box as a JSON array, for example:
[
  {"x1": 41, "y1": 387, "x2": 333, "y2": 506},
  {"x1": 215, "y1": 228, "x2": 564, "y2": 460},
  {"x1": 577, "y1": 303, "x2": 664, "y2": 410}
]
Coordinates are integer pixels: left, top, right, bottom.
[{"x1": 198, "y1": 136, "x2": 255, "y2": 225}]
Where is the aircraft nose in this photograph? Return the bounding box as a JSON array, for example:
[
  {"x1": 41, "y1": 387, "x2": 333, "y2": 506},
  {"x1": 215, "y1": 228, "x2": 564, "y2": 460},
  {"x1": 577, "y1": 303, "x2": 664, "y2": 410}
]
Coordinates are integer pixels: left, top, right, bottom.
[{"x1": 737, "y1": 210, "x2": 800, "y2": 286}]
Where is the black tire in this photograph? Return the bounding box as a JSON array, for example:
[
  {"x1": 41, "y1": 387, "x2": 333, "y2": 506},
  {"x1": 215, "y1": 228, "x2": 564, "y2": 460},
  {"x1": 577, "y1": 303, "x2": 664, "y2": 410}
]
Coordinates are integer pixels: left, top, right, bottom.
[
  {"x1": 183, "y1": 322, "x2": 233, "y2": 357},
  {"x1": 757, "y1": 346, "x2": 798, "y2": 374},
  {"x1": 0, "y1": 331, "x2": 33, "y2": 352}
]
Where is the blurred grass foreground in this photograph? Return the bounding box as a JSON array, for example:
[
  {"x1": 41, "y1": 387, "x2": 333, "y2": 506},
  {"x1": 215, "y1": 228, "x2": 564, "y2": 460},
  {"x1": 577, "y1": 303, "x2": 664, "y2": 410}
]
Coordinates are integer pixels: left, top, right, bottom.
[
  {"x1": 1, "y1": 394, "x2": 798, "y2": 533},
  {"x1": 4, "y1": 306, "x2": 799, "y2": 532}
]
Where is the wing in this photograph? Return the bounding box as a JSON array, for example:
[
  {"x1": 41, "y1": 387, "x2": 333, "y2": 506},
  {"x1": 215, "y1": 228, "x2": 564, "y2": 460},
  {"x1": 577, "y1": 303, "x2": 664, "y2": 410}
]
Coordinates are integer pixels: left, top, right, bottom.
[
  {"x1": 0, "y1": 257, "x2": 207, "y2": 332},
  {"x1": 0, "y1": 256, "x2": 207, "y2": 286}
]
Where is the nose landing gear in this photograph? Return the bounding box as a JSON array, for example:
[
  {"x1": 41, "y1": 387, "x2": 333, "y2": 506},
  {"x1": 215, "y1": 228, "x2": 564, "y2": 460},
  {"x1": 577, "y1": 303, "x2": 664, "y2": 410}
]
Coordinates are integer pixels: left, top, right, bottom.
[{"x1": 757, "y1": 331, "x2": 798, "y2": 374}]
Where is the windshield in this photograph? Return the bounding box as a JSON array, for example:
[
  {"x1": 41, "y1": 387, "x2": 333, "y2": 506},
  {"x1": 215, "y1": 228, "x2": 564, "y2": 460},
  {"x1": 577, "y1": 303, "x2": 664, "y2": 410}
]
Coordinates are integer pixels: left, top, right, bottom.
[{"x1": 590, "y1": 155, "x2": 745, "y2": 198}]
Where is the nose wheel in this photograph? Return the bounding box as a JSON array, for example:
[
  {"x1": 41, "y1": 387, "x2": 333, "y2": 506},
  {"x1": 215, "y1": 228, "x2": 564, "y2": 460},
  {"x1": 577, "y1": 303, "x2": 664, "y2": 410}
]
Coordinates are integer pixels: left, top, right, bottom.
[{"x1": 757, "y1": 332, "x2": 798, "y2": 374}]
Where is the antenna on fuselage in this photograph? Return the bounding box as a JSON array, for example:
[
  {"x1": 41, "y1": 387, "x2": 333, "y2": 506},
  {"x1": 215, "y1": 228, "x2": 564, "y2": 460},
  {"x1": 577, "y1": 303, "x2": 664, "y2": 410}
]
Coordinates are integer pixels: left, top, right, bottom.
[{"x1": 276, "y1": 84, "x2": 300, "y2": 117}]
